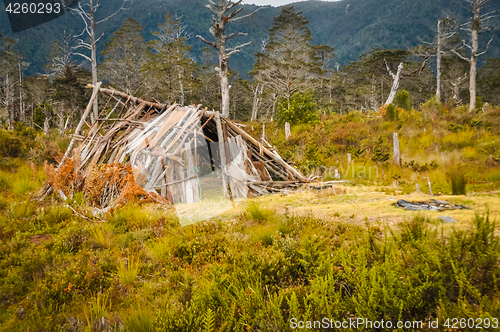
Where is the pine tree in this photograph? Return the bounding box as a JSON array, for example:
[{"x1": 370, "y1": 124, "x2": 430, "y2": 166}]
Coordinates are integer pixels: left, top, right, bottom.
[{"x1": 99, "y1": 17, "x2": 146, "y2": 95}]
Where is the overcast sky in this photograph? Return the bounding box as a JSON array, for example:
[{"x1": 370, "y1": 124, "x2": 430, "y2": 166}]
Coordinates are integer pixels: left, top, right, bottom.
[{"x1": 243, "y1": 0, "x2": 341, "y2": 7}]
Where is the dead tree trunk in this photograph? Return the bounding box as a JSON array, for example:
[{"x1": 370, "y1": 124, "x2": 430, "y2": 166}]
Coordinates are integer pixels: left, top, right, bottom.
[
  {"x1": 384, "y1": 61, "x2": 404, "y2": 106},
  {"x1": 5, "y1": 73, "x2": 14, "y2": 130},
  {"x1": 452, "y1": 73, "x2": 468, "y2": 104},
  {"x1": 197, "y1": 0, "x2": 258, "y2": 117},
  {"x1": 251, "y1": 83, "x2": 263, "y2": 121},
  {"x1": 285, "y1": 122, "x2": 291, "y2": 140},
  {"x1": 73, "y1": 0, "x2": 131, "y2": 123},
  {"x1": 393, "y1": 132, "x2": 400, "y2": 166},
  {"x1": 436, "y1": 19, "x2": 443, "y2": 103},
  {"x1": 453, "y1": 0, "x2": 495, "y2": 113}
]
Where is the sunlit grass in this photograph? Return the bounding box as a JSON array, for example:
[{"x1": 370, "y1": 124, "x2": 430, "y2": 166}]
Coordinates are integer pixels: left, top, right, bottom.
[
  {"x1": 146, "y1": 238, "x2": 170, "y2": 261},
  {"x1": 88, "y1": 223, "x2": 114, "y2": 248},
  {"x1": 462, "y1": 146, "x2": 478, "y2": 159},
  {"x1": 246, "y1": 201, "x2": 275, "y2": 222},
  {"x1": 116, "y1": 254, "x2": 141, "y2": 287},
  {"x1": 83, "y1": 292, "x2": 110, "y2": 332}
]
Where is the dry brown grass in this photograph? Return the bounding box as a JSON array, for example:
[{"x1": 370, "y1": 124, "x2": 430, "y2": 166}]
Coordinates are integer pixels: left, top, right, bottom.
[{"x1": 220, "y1": 185, "x2": 500, "y2": 235}]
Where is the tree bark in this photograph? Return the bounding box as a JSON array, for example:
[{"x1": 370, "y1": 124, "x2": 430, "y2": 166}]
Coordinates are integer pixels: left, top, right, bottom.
[
  {"x1": 215, "y1": 112, "x2": 229, "y2": 198},
  {"x1": 197, "y1": 0, "x2": 255, "y2": 118},
  {"x1": 60, "y1": 82, "x2": 102, "y2": 166}
]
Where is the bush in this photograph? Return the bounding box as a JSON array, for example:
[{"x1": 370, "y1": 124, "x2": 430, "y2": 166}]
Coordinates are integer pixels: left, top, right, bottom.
[
  {"x1": 385, "y1": 103, "x2": 400, "y2": 121},
  {"x1": 395, "y1": 89, "x2": 412, "y2": 110},
  {"x1": 276, "y1": 91, "x2": 319, "y2": 125},
  {"x1": 450, "y1": 170, "x2": 467, "y2": 195},
  {"x1": 246, "y1": 201, "x2": 274, "y2": 222}
]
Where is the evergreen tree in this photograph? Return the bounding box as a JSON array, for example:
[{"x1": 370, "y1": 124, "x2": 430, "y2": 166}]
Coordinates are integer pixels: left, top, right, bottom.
[
  {"x1": 100, "y1": 18, "x2": 146, "y2": 95},
  {"x1": 251, "y1": 6, "x2": 328, "y2": 114},
  {"x1": 478, "y1": 58, "x2": 500, "y2": 106},
  {"x1": 193, "y1": 47, "x2": 220, "y2": 112},
  {"x1": 144, "y1": 14, "x2": 197, "y2": 105},
  {"x1": 45, "y1": 40, "x2": 89, "y2": 134}
]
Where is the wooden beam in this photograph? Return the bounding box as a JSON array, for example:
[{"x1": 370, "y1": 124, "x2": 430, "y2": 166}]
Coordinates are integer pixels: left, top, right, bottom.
[
  {"x1": 223, "y1": 118, "x2": 308, "y2": 182},
  {"x1": 87, "y1": 84, "x2": 166, "y2": 110},
  {"x1": 215, "y1": 112, "x2": 231, "y2": 200}
]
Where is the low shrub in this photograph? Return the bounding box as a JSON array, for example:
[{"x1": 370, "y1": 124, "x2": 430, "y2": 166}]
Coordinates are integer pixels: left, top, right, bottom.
[{"x1": 449, "y1": 170, "x2": 467, "y2": 195}]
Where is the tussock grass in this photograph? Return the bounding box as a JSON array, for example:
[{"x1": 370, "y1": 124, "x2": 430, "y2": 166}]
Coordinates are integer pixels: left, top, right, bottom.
[
  {"x1": 83, "y1": 292, "x2": 110, "y2": 332},
  {"x1": 462, "y1": 146, "x2": 478, "y2": 159},
  {"x1": 37, "y1": 206, "x2": 73, "y2": 224},
  {"x1": 146, "y1": 238, "x2": 170, "y2": 261},
  {"x1": 11, "y1": 165, "x2": 45, "y2": 196},
  {"x1": 9, "y1": 200, "x2": 36, "y2": 220},
  {"x1": 0, "y1": 171, "x2": 11, "y2": 191},
  {"x1": 246, "y1": 201, "x2": 275, "y2": 222},
  {"x1": 125, "y1": 306, "x2": 155, "y2": 332},
  {"x1": 88, "y1": 223, "x2": 113, "y2": 248},
  {"x1": 116, "y1": 254, "x2": 141, "y2": 287}
]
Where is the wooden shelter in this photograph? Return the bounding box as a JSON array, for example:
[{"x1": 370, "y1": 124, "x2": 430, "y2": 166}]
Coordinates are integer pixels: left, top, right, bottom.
[{"x1": 58, "y1": 84, "x2": 308, "y2": 206}]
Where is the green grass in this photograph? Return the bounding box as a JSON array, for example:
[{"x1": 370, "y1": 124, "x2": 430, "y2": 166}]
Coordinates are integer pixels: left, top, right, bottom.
[
  {"x1": 246, "y1": 201, "x2": 275, "y2": 222},
  {"x1": 125, "y1": 306, "x2": 155, "y2": 332},
  {"x1": 116, "y1": 254, "x2": 141, "y2": 287},
  {"x1": 146, "y1": 237, "x2": 170, "y2": 261},
  {"x1": 487, "y1": 169, "x2": 500, "y2": 182},
  {"x1": 0, "y1": 171, "x2": 11, "y2": 191},
  {"x1": 83, "y1": 292, "x2": 110, "y2": 332}
]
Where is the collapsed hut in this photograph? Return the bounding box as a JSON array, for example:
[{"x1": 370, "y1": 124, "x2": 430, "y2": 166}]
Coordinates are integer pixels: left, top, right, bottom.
[{"x1": 49, "y1": 83, "x2": 308, "y2": 209}]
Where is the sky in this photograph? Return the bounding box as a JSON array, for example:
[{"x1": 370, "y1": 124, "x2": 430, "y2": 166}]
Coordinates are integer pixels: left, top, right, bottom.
[{"x1": 243, "y1": 0, "x2": 341, "y2": 7}]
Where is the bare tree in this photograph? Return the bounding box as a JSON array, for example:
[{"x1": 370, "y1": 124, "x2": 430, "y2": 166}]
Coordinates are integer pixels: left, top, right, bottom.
[
  {"x1": 251, "y1": 83, "x2": 263, "y2": 121},
  {"x1": 196, "y1": 0, "x2": 259, "y2": 117},
  {"x1": 383, "y1": 56, "x2": 431, "y2": 106},
  {"x1": 436, "y1": 18, "x2": 459, "y2": 102},
  {"x1": 384, "y1": 61, "x2": 404, "y2": 105},
  {"x1": 71, "y1": 0, "x2": 132, "y2": 123},
  {"x1": 453, "y1": 0, "x2": 498, "y2": 112}
]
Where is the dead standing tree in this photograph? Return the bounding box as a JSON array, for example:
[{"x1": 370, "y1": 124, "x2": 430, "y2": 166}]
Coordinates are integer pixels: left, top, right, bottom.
[
  {"x1": 383, "y1": 56, "x2": 431, "y2": 106},
  {"x1": 196, "y1": 0, "x2": 259, "y2": 117},
  {"x1": 453, "y1": 0, "x2": 497, "y2": 112},
  {"x1": 71, "y1": 0, "x2": 132, "y2": 124}
]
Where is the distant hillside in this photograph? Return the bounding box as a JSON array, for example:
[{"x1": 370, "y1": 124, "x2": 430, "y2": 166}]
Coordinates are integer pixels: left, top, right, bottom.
[{"x1": 1, "y1": 0, "x2": 499, "y2": 77}]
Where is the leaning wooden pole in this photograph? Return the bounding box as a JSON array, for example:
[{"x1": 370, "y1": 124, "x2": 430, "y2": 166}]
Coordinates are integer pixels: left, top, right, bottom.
[
  {"x1": 60, "y1": 82, "x2": 102, "y2": 167},
  {"x1": 215, "y1": 112, "x2": 230, "y2": 199},
  {"x1": 88, "y1": 84, "x2": 165, "y2": 110}
]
